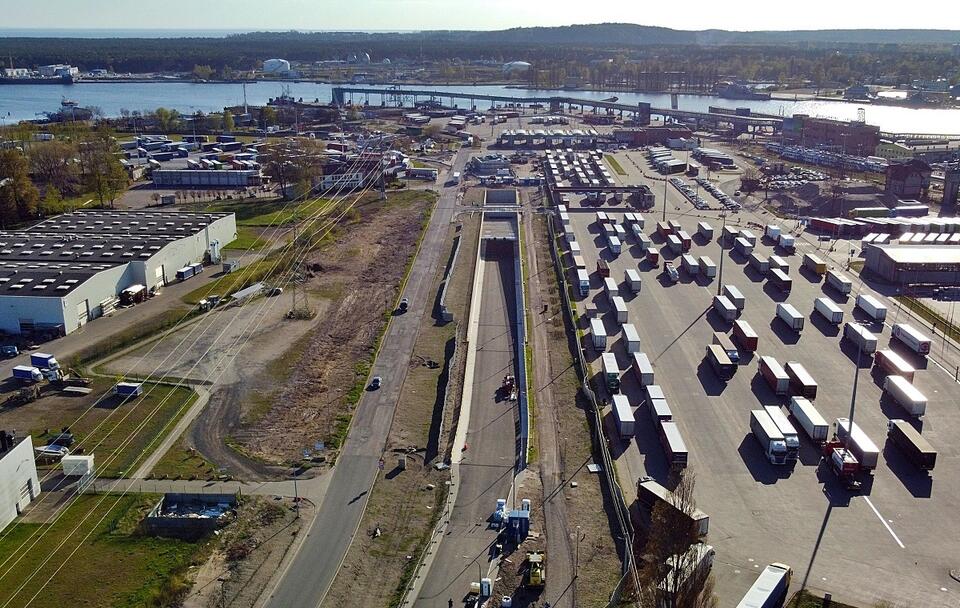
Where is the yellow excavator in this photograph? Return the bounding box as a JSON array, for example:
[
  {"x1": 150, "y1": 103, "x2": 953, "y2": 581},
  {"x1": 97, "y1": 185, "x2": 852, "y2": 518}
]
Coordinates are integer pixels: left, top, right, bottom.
[{"x1": 525, "y1": 551, "x2": 545, "y2": 588}]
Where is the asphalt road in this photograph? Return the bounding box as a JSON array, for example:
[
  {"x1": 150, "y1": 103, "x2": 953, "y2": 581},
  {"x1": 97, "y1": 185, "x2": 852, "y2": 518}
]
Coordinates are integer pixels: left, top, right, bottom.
[
  {"x1": 262, "y1": 153, "x2": 466, "y2": 608},
  {"x1": 565, "y1": 206, "x2": 960, "y2": 608},
  {"x1": 415, "y1": 245, "x2": 519, "y2": 607}
]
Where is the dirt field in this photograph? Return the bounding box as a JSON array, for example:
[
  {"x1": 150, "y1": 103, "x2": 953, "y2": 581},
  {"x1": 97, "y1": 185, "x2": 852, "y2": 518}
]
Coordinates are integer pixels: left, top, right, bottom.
[
  {"x1": 324, "y1": 212, "x2": 480, "y2": 607},
  {"x1": 182, "y1": 497, "x2": 303, "y2": 608}
]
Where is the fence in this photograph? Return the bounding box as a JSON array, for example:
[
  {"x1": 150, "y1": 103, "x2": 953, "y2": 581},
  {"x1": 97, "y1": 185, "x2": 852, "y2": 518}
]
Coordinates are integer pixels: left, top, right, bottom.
[{"x1": 545, "y1": 212, "x2": 639, "y2": 605}]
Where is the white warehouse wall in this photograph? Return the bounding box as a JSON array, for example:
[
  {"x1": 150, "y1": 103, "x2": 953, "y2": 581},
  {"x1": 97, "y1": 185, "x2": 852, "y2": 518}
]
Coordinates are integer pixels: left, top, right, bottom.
[{"x1": 0, "y1": 436, "x2": 40, "y2": 532}]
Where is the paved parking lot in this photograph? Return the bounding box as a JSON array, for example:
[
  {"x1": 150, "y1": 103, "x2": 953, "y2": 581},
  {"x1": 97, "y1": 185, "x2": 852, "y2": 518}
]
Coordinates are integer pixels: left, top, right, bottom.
[{"x1": 562, "y1": 204, "x2": 960, "y2": 607}]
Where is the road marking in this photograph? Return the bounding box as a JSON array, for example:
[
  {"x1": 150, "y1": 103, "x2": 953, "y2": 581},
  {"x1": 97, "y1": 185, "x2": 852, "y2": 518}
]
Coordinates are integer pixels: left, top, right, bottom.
[{"x1": 863, "y1": 496, "x2": 905, "y2": 549}]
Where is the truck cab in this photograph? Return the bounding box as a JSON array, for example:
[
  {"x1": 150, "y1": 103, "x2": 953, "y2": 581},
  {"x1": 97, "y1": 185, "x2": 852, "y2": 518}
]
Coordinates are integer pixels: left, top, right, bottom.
[{"x1": 664, "y1": 263, "x2": 679, "y2": 284}]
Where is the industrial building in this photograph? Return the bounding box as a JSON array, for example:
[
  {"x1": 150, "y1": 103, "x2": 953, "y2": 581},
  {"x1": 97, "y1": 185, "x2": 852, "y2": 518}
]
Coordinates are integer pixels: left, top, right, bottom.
[
  {"x1": 0, "y1": 432, "x2": 39, "y2": 532},
  {"x1": 469, "y1": 154, "x2": 513, "y2": 175},
  {"x1": 612, "y1": 125, "x2": 694, "y2": 147},
  {"x1": 0, "y1": 210, "x2": 236, "y2": 336},
  {"x1": 783, "y1": 115, "x2": 881, "y2": 157},
  {"x1": 864, "y1": 246, "x2": 960, "y2": 285},
  {"x1": 885, "y1": 159, "x2": 932, "y2": 200},
  {"x1": 152, "y1": 169, "x2": 261, "y2": 188},
  {"x1": 496, "y1": 129, "x2": 603, "y2": 149}
]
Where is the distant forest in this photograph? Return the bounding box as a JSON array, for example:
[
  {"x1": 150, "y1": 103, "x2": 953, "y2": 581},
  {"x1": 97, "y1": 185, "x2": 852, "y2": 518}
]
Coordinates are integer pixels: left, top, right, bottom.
[{"x1": 0, "y1": 25, "x2": 957, "y2": 85}]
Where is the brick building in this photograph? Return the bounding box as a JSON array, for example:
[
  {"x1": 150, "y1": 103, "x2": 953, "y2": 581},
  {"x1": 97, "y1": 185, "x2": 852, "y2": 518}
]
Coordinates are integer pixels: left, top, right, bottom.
[{"x1": 782, "y1": 115, "x2": 881, "y2": 157}]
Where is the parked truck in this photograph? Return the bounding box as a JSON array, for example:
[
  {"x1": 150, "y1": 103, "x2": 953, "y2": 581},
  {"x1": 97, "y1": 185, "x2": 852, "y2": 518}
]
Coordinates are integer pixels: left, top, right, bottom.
[
  {"x1": 736, "y1": 563, "x2": 792, "y2": 608},
  {"x1": 612, "y1": 296, "x2": 629, "y2": 323},
  {"x1": 778, "y1": 234, "x2": 796, "y2": 253},
  {"x1": 604, "y1": 277, "x2": 619, "y2": 301},
  {"x1": 788, "y1": 396, "x2": 829, "y2": 444},
  {"x1": 883, "y1": 375, "x2": 927, "y2": 417},
  {"x1": 30, "y1": 353, "x2": 60, "y2": 370},
  {"x1": 764, "y1": 406, "x2": 800, "y2": 462},
  {"x1": 769, "y1": 255, "x2": 789, "y2": 273},
  {"x1": 612, "y1": 394, "x2": 635, "y2": 438},
  {"x1": 874, "y1": 349, "x2": 916, "y2": 383},
  {"x1": 12, "y1": 365, "x2": 43, "y2": 383},
  {"x1": 750, "y1": 409, "x2": 789, "y2": 465},
  {"x1": 713, "y1": 295, "x2": 738, "y2": 322},
  {"x1": 776, "y1": 303, "x2": 804, "y2": 332},
  {"x1": 607, "y1": 234, "x2": 622, "y2": 255},
  {"x1": 659, "y1": 421, "x2": 689, "y2": 468},
  {"x1": 732, "y1": 320, "x2": 758, "y2": 352},
  {"x1": 667, "y1": 234, "x2": 683, "y2": 254},
  {"x1": 632, "y1": 352, "x2": 654, "y2": 386},
  {"x1": 785, "y1": 361, "x2": 817, "y2": 399},
  {"x1": 681, "y1": 254, "x2": 700, "y2": 276},
  {"x1": 748, "y1": 253, "x2": 770, "y2": 275},
  {"x1": 623, "y1": 323, "x2": 641, "y2": 353},
  {"x1": 712, "y1": 331, "x2": 740, "y2": 363},
  {"x1": 814, "y1": 297, "x2": 844, "y2": 325},
  {"x1": 891, "y1": 323, "x2": 932, "y2": 356},
  {"x1": 646, "y1": 248, "x2": 660, "y2": 265},
  {"x1": 705, "y1": 344, "x2": 736, "y2": 380},
  {"x1": 856, "y1": 294, "x2": 887, "y2": 322},
  {"x1": 602, "y1": 352, "x2": 621, "y2": 391},
  {"x1": 114, "y1": 382, "x2": 144, "y2": 399},
  {"x1": 887, "y1": 419, "x2": 937, "y2": 471},
  {"x1": 722, "y1": 225, "x2": 739, "y2": 243},
  {"x1": 597, "y1": 259, "x2": 610, "y2": 278},
  {"x1": 843, "y1": 322, "x2": 878, "y2": 354},
  {"x1": 722, "y1": 285, "x2": 745, "y2": 311},
  {"x1": 636, "y1": 476, "x2": 710, "y2": 536},
  {"x1": 759, "y1": 356, "x2": 790, "y2": 396},
  {"x1": 802, "y1": 253, "x2": 827, "y2": 276},
  {"x1": 577, "y1": 269, "x2": 590, "y2": 297},
  {"x1": 733, "y1": 236, "x2": 754, "y2": 255},
  {"x1": 826, "y1": 270, "x2": 853, "y2": 295},
  {"x1": 836, "y1": 417, "x2": 880, "y2": 470},
  {"x1": 764, "y1": 224, "x2": 781, "y2": 241},
  {"x1": 624, "y1": 268, "x2": 642, "y2": 293},
  {"x1": 740, "y1": 229, "x2": 757, "y2": 246}
]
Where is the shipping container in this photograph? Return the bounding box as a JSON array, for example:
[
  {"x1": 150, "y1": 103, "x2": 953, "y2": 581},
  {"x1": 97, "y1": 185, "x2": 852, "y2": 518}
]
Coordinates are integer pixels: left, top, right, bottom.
[
  {"x1": 604, "y1": 277, "x2": 619, "y2": 302},
  {"x1": 778, "y1": 234, "x2": 796, "y2": 252},
  {"x1": 677, "y1": 230, "x2": 692, "y2": 252},
  {"x1": 681, "y1": 254, "x2": 700, "y2": 276},
  {"x1": 722, "y1": 285, "x2": 745, "y2": 310},
  {"x1": 698, "y1": 256, "x2": 717, "y2": 278},
  {"x1": 667, "y1": 234, "x2": 683, "y2": 254},
  {"x1": 590, "y1": 318, "x2": 607, "y2": 349},
  {"x1": 722, "y1": 225, "x2": 739, "y2": 243},
  {"x1": 764, "y1": 225, "x2": 781, "y2": 241},
  {"x1": 826, "y1": 270, "x2": 852, "y2": 294},
  {"x1": 607, "y1": 234, "x2": 622, "y2": 254},
  {"x1": 697, "y1": 221, "x2": 714, "y2": 240},
  {"x1": 759, "y1": 356, "x2": 790, "y2": 396},
  {"x1": 748, "y1": 253, "x2": 770, "y2": 274},
  {"x1": 602, "y1": 352, "x2": 621, "y2": 391},
  {"x1": 569, "y1": 240, "x2": 581, "y2": 256},
  {"x1": 836, "y1": 418, "x2": 880, "y2": 470},
  {"x1": 776, "y1": 303, "x2": 804, "y2": 331},
  {"x1": 803, "y1": 253, "x2": 827, "y2": 275},
  {"x1": 596, "y1": 259, "x2": 610, "y2": 277},
  {"x1": 175, "y1": 266, "x2": 195, "y2": 281},
  {"x1": 659, "y1": 421, "x2": 688, "y2": 468},
  {"x1": 573, "y1": 255, "x2": 586, "y2": 270},
  {"x1": 892, "y1": 323, "x2": 932, "y2": 356},
  {"x1": 856, "y1": 294, "x2": 887, "y2": 322},
  {"x1": 612, "y1": 394, "x2": 635, "y2": 438},
  {"x1": 114, "y1": 382, "x2": 144, "y2": 398},
  {"x1": 668, "y1": 219, "x2": 683, "y2": 233},
  {"x1": 656, "y1": 221, "x2": 671, "y2": 238},
  {"x1": 785, "y1": 361, "x2": 817, "y2": 399},
  {"x1": 814, "y1": 297, "x2": 844, "y2": 325},
  {"x1": 712, "y1": 295, "x2": 737, "y2": 322},
  {"x1": 883, "y1": 375, "x2": 927, "y2": 417},
  {"x1": 887, "y1": 419, "x2": 936, "y2": 470},
  {"x1": 705, "y1": 344, "x2": 736, "y2": 380},
  {"x1": 768, "y1": 255, "x2": 789, "y2": 272},
  {"x1": 576, "y1": 269, "x2": 590, "y2": 297},
  {"x1": 734, "y1": 236, "x2": 754, "y2": 255},
  {"x1": 612, "y1": 296, "x2": 629, "y2": 324},
  {"x1": 646, "y1": 248, "x2": 660, "y2": 264},
  {"x1": 788, "y1": 397, "x2": 829, "y2": 443},
  {"x1": 843, "y1": 322, "x2": 878, "y2": 354},
  {"x1": 740, "y1": 229, "x2": 757, "y2": 246},
  {"x1": 732, "y1": 320, "x2": 758, "y2": 352},
  {"x1": 631, "y1": 351, "x2": 654, "y2": 385},
  {"x1": 875, "y1": 349, "x2": 915, "y2": 383},
  {"x1": 769, "y1": 268, "x2": 792, "y2": 293},
  {"x1": 624, "y1": 268, "x2": 642, "y2": 293},
  {"x1": 595, "y1": 211, "x2": 608, "y2": 225}
]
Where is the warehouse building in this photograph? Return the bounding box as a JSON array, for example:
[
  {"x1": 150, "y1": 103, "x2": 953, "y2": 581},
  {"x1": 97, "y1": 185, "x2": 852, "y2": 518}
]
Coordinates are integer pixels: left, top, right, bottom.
[
  {"x1": 0, "y1": 432, "x2": 39, "y2": 532},
  {"x1": 152, "y1": 169, "x2": 261, "y2": 188},
  {"x1": 0, "y1": 211, "x2": 236, "y2": 336},
  {"x1": 863, "y1": 246, "x2": 960, "y2": 285}
]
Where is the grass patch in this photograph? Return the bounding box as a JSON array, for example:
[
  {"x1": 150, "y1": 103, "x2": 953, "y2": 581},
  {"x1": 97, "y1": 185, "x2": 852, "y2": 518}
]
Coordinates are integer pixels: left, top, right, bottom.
[
  {"x1": 148, "y1": 438, "x2": 219, "y2": 480},
  {"x1": 71, "y1": 307, "x2": 195, "y2": 368},
  {"x1": 787, "y1": 590, "x2": 858, "y2": 608},
  {"x1": 605, "y1": 154, "x2": 627, "y2": 175},
  {"x1": 895, "y1": 296, "x2": 960, "y2": 343},
  {"x1": 224, "y1": 225, "x2": 268, "y2": 251},
  {"x1": 0, "y1": 494, "x2": 210, "y2": 608}
]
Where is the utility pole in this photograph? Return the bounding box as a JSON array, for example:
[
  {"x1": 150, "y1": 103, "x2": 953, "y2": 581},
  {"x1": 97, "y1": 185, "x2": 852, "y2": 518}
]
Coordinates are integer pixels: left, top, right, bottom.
[
  {"x1": 662, "y1": 173, "x2": 668, "y2": 222},
  {"x1": 288, "y1": 224, "x2": 312, "y2": 319}
]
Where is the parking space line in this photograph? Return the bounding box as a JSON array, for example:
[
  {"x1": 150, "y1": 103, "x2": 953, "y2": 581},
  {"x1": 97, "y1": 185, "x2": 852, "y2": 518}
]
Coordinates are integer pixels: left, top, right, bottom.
[{"x1": 863, "y1": 496, "x2": 905, "y2": 549}]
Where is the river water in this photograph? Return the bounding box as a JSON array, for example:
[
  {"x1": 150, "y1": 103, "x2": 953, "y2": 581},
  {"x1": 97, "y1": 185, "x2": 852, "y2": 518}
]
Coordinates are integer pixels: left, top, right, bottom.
[{"x1": 1, "y1": 81, "x2": 959, "y2": 135}]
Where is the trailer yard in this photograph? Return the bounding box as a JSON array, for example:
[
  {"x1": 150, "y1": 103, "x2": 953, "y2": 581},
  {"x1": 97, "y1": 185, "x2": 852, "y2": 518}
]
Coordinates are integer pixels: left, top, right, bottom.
[{"x1": 559, "y1": 201, "x2": 960, "y2": 608}]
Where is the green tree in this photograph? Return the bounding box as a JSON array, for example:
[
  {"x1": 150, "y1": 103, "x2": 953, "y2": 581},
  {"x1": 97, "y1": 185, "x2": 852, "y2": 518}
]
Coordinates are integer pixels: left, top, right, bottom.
[
  {"x1": 223, "y1": 110, "x2": 235, "y2": 132},
  {"x1": 79, "y1": 127, "x2": 129, "y2": 207},
  {"x1": 154, "y1": 107, "x2": 181, "y2": 133},
  {"x1": 260, "y1": 106, "x2": 278, "y2": 128},
  {"x1": 0, "y1": 149, "x2": 40, "y2": 227},
  {"x1": 192, "y1": 64, "x2": 215, "y2": 80},
  {"x1": 40, "y1": 186, "x2": 65, "y2": 216},
  {"x1": 30, "y1": 140, "x2": 80, "y2": 195}
]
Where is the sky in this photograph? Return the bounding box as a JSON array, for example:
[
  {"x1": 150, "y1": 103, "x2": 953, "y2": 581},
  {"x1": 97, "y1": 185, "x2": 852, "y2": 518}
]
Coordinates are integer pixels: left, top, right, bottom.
[{"x1": 1, "y1": 0, "x2": 959, "y2": 33}]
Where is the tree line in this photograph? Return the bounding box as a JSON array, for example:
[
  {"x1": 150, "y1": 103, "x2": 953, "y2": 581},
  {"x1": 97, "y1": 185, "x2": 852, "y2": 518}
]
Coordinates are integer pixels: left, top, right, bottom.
[{"x1": 0, "y1": 123, "x2": 128, "y2": 227}]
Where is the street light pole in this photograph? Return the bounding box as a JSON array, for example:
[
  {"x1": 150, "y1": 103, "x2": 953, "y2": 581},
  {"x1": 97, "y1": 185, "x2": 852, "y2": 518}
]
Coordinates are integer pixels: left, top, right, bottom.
[
  {"x1": 662, "y1": 174, "x2": 668, "y2": 222},
  {"x1": 716, "y1": 213, "x2": 728, "y2": 295}
]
